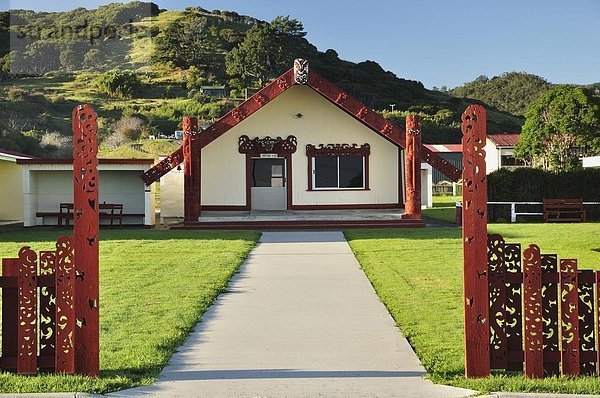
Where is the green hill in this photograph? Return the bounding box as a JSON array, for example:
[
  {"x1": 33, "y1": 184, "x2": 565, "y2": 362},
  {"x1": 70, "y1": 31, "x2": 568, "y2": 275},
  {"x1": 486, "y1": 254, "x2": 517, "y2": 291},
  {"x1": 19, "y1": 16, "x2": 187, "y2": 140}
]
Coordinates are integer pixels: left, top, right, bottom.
[
  {"x1": 450, "y1": 72, "x2": 553, "y2": 116},
  {"x1": 0, "y1": 2, "x2": 557, "y2": 157}
]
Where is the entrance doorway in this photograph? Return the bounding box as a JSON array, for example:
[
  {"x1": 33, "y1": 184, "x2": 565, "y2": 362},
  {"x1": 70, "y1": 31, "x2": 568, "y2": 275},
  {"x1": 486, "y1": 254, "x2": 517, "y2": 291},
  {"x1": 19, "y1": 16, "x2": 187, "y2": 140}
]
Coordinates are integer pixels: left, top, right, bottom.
[{"x1": 250, "y1": 158, "x2": 286, "y2": 210}]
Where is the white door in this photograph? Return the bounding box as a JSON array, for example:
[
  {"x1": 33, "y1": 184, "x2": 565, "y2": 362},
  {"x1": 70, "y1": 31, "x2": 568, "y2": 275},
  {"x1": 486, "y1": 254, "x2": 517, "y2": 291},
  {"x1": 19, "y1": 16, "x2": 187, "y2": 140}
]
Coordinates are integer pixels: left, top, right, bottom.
[{"x1": 250, "y1": 158, "x2": 286, "y2": 210}]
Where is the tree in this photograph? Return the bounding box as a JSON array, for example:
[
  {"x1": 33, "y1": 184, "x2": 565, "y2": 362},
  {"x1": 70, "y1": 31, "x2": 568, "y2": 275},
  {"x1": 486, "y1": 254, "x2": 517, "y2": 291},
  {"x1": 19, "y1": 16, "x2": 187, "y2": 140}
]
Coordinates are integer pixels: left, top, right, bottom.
[
  {"x1": 96, "y1": 70, "x2": 140, "y2": 98},
  {"x1": 225, "y1": 16, "x2": 310, "y2": 87},
  {"x1": 515, "y1": 85, "x2": 600, "y2": 172}
]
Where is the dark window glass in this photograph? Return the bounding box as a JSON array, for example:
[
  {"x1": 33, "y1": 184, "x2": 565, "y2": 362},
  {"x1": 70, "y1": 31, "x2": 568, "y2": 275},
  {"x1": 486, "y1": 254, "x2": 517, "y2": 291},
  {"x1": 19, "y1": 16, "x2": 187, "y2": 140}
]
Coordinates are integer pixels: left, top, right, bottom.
[
  {"x1": 339, "y1": 156, "x2": 364, "y2": 188},
  {"x1": 314, "y1": 157, "x2": 338, "y2": 188},
  {"x1": 252, "y1": 159, "x2": 285, "y2": 187}
]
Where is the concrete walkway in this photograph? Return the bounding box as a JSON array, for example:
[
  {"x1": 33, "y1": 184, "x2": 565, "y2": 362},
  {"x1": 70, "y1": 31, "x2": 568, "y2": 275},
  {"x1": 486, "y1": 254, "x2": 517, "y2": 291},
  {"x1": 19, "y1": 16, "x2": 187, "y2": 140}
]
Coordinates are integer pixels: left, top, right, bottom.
[{"x1": 113, "y1": 231, "x2": 474, "y2": 398}]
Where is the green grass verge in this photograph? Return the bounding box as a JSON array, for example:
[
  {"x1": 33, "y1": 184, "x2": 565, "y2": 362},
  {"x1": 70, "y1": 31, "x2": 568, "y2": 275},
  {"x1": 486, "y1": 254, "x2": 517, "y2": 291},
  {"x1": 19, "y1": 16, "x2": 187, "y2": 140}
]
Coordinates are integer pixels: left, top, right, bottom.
[
  {"x1": 422, "y1": 195, "x2": 461, "y2": 224},
  {"x1": 0, "y1": 229, "x2": 259, "y2": 394},
  {"x1": 346, "y1": 223, "x2": 600, "y2": 394}
]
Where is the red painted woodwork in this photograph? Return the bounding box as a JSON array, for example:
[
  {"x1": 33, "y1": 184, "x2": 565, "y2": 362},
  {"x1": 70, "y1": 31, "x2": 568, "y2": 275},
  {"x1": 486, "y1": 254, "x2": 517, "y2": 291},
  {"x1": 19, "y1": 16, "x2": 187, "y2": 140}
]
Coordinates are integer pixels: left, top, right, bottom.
[
  {"x1": 523, "y1": 244, "x2": 544, "y2": 378},
  {"x1": 560, "y1": 259, "x2": 579, "y2": 376},
  {"x1": 72, "y1": 104, "x2": 100, "y2": 377},
  {"x1": 306, "y1": 143, "x2": 370, "y2": 192},
  {"x1": 1, "y1": 258, "x2": 18, "y2": 367},
  {"x1": 141, "y1": 60, "x2": 462, "y2": 186},
  {"x1": 487, "y1": 234, "x2": 506, "y2": 369},
  {"x1": 578, "y1": 270, "x2": 596, "y2": 374},
  {"x1": 239, "y1": 135, "x2": 298, "y2": 157},
  {"x1": 17, "y1": 246, "x2": 37, "y2": 374},
  {"x1": 140, "y1": 147, "x2": 184, "y2": 185},
  {"x1": 541, "y1": 254, "x2": 560, "y2": 375},
  {"x1": 404, "y1": 115, "x2": 422, "y2": 219},
  {"x1": 183, "y1": 117, "x2": 201, "y2": 222},
  {"x1": 461, "y1": 104, "x2": 490, "y2": 378},
  {"x1": 39, "y1": 251, "x2": 56, "y2": 370},
  {"x1": 55, "y1": 236, "x2": 75, "y2": 373}
]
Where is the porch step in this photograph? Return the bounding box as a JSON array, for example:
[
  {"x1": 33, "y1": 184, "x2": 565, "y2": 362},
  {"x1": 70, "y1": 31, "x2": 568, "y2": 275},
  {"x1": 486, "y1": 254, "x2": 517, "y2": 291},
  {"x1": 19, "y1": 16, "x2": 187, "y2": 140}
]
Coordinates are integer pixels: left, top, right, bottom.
[{"x1": 171, "y1": 219, "x2": 424, "y2": 230}]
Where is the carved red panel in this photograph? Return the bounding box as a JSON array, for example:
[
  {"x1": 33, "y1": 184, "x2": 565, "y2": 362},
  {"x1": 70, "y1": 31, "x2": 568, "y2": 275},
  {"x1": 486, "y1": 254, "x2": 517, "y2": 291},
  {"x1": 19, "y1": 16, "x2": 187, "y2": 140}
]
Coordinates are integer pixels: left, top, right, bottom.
[
  {"x1": 239, "y1": 135, "x2": 298, "y2": 157},
  {"x1": 560, "y1": 259, "x2": 579, "y2": 376},
  {"x1": 596, "y1": 271, "x2": 600, "y2": 375},
  {"x1": 183, "y1": 117, "x2": 201, "y2": 223},
  {"x1": 17, "y1": 246, "x2": 37, "y2": 374},
  {"x1": 72, "y1": 104, "x2": 100, "y2": 377},
  {"x1": 523, "y1": 244, "x2": 543, "y2": 378},
  {"x1": 404, "y1": 115, "x2": 422, "y2": 218},
  {"x1": 141, "y1": 147, "x2": 184, "y2": 186},
  {"x1": 461, "y1": 104, "x2": 490, "y2": 378},
  {"x1": 39, "y1": 251, "x2": 56, "y2": 365},
  {"x1": 577, "y1": 270, "x2": 595, "y2": 374},
  {"x1": 505, "y1": 243, "x2": 523, "y2": 371},
  {"x1": 305, "y1": 143, "x2": 368, "y2": 157},
  {"x1": 541, "y1": 254, "x2": 559, "y2": 375},
  {"x1": 487, "y1": 234, "x2": 506, "y2": 369},
  {"x1": 55, "y1": 236, "x2": 75, "y2": 373},
  {"x1": 1, "y1": 258, "x2": 18, "y2": 365}
]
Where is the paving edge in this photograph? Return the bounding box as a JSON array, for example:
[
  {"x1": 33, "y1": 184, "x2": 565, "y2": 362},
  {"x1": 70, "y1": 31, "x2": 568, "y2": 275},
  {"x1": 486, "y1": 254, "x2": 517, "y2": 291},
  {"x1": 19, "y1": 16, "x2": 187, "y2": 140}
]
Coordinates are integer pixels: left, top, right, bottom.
[
  {"x1": 480, "y1": 393, "x2": 600, "y2": 398},
  {"x1": 0, "y1": 394, "x2": 103, "y2": 398}
]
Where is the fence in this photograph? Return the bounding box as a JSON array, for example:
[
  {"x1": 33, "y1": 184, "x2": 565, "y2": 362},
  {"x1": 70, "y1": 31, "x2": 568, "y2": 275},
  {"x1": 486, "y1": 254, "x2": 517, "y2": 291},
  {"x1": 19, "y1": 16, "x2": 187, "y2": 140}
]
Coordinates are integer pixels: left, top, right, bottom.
[
  {"x1": 0, "y1": 105, "x2": 100, "y2": 376},
  {"x1": 488, "y1": 234, "x2": 599, "y2": 377}
]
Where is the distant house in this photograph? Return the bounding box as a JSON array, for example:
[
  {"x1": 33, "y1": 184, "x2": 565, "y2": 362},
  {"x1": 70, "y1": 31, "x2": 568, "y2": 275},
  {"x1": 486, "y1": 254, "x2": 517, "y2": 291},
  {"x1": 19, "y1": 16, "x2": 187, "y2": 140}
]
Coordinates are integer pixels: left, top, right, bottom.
[
  {"x1": 423, "y1": 144, "x2": 462, "y2": 183},
  {"x1": 0, "y1": 148, "x2": 32, "y2": 222},
  {"x1": 484, "y1": 134, "x2": 525, "y2": 174},
  {"x1": 583, "y1": 156, "x2": 600, "y2": 169},
  {"x1": 199, "y1": 86, "x2": 229, "y2": 98}
]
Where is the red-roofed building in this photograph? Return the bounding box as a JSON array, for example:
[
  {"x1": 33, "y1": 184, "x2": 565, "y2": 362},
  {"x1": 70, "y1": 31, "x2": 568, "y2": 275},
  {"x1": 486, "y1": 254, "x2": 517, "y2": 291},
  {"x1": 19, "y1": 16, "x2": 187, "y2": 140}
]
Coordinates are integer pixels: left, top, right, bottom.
[
  {"x1": 484, "y1": 133, "x2": 526, "y2": 173},
  {"x1": 423, "y1": 144, "x2": 463, "y2": 184}
]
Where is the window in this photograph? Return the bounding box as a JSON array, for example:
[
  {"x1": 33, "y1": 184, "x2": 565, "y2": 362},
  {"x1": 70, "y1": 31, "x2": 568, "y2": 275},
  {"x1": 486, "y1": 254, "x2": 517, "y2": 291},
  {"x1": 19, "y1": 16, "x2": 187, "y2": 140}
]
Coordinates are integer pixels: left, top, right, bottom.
[
  {"x1": 306, "y1": 143, "x2": 370, "y2": 191},
  {"x1": 312, "y1": 156, "x2": 366, "y2": 189}
]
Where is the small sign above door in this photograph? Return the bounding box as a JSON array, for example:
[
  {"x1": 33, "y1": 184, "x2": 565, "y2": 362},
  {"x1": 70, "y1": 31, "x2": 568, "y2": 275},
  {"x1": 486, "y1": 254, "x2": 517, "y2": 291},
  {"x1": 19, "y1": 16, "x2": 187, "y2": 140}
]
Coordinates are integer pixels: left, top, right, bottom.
[{"x1": 260, "y1": 153, "x2": 278, "y2": 158}]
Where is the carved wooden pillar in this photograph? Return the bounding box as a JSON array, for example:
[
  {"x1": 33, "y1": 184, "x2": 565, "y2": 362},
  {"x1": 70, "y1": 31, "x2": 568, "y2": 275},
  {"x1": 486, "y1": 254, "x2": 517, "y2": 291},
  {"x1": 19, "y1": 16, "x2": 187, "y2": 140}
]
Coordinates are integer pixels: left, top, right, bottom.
[
  {"x1": 404, "y1": 115, "x2": 422, "y2": 219},
  {"x1": 183, "y1": 117, "x2": 201, "y2": 222},
  {"x1": 72, "y1": 104, "x2": 100, "y2": 377},
  {"x1": 461, "y1": 104, "x2": 490, "y2": 378}
]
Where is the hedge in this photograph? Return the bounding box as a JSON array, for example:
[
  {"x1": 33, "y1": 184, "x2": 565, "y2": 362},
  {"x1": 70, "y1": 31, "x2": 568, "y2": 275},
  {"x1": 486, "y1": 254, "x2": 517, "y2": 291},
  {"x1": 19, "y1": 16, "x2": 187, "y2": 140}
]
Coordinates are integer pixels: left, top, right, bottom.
[{"x1": 488, "y1": 168, "x2": 600, "y2": 222}]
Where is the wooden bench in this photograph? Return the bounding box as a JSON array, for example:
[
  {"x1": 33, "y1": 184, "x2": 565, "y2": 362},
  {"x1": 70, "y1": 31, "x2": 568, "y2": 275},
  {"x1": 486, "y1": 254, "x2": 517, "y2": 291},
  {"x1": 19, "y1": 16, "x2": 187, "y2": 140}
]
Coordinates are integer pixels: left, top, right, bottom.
[
  {"x1": 37, "y1": 203, "x2": 126, "y2": 228},
  {"x1": 543, "y1": 198, "x2": 586, "y2": 223}
]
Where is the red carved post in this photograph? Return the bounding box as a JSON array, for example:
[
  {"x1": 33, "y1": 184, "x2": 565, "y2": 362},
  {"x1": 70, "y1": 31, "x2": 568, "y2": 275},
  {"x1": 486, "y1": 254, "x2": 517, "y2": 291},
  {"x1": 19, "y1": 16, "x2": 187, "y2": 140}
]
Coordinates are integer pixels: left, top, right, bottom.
[
  {"x1": 523, "y1": 244, "x2": 543, "y2": 378},
  {"x1": 55, "y1": 236, "x2": 75, "y2": 373},
  {"x1": 183, "y1": 117, "x2": 201, "y2": 222},
  {"x1": 1, "y1": 258, "x2": 18, "y2": 368},
  {"x1": 404, "y1": 115, "x2": 422, "y2": 219},
  {"x1": 461, "y1": 105, "x2": 490, "y2": 378},
  {"x1": 17, "y1": 246, "x2": 37, "y2": 374},
  {"x1": 560, "y1": 259, "x2": 579, "y2": 376},
  {"x1": 72, "y1": 105, "x2": 100, "y2": 376}
]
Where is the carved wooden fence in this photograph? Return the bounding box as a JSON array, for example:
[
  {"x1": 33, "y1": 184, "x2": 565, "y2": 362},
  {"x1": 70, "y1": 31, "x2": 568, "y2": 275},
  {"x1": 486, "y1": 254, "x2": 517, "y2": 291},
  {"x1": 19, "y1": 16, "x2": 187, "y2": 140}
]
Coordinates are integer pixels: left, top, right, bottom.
[
  {"x1": 0, "y1": 105, "x2": 99, "y2": 376},
  {"x1": 488, "y1": 235, "x2": 599, "y2": 378},
  {"x1": 462, "y1": 104, "x2": 599, "y2": 379}
]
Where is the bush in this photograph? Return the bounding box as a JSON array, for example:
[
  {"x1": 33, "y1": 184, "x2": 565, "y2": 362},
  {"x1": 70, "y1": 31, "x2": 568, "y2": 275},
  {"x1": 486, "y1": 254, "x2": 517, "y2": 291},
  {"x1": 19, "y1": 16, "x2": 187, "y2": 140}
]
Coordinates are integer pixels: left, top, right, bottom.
[
  {"x1": 488, "y1": 167, "x2": 600, "y2": 221},
  {"x1": 96, "y1": 70, "x2": 141, "y2": 99}
]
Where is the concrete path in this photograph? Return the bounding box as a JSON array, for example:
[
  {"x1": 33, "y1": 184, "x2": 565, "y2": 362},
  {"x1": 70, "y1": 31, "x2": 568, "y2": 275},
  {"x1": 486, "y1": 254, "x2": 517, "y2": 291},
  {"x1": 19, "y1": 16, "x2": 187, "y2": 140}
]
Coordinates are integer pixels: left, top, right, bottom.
[{"x1": 113, "y1": 231, "x2": 474, "y2": 398}]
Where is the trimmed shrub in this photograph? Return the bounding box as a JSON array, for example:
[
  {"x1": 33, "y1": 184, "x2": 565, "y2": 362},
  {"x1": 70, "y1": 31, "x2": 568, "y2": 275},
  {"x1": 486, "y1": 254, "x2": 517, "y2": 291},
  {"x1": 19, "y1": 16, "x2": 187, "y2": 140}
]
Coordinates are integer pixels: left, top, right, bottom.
[
  {"x1": 488, "y1": 168, "x2": 600, "y2": 221},
  {"x1": 96, "y1": 70, "x2": 140, "y2": 99}
]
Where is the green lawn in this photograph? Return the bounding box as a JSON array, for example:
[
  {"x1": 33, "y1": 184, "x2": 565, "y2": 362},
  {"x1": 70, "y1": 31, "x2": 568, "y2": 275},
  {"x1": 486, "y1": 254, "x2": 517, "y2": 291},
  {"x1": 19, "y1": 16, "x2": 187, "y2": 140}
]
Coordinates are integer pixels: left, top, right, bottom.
[
  {"x1": 346, "y1": 223, "x2": 600, "y2": 394},
  {"x1": 422, "y1": 195, "x2": 461, "y2": 224},
  {"x1": 0, "y1": 229, "x2": 259, "y2": 394}
]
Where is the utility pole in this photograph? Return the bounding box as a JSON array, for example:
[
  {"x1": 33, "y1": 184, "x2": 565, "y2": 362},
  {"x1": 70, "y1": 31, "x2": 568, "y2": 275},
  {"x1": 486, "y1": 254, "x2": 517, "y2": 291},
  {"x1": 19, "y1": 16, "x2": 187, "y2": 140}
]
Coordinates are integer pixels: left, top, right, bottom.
[{"x1": 390, "y1": 104, "x2": 396, "y2": 112}]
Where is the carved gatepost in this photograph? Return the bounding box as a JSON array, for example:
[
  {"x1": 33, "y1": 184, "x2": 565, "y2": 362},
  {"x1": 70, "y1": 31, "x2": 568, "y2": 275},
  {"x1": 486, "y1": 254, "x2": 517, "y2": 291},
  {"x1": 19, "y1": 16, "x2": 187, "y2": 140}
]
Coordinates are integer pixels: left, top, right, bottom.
[
  {"x1": 461, "y1": 105, "x2": 490, "y2": 377},
  {"x1": 404, "y1": 115, "x2": 422, "y2": 219},
  {"x1": 72, "y1": 105, "x2": 100, "y2": 376},
  {"x1": 183, "y1": 117, "x2": 201, "y2": 223}
]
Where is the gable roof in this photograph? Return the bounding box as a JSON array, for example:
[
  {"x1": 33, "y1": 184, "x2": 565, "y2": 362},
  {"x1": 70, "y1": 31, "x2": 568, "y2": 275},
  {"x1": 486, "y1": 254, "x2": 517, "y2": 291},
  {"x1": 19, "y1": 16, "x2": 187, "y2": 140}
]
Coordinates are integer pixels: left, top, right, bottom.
[
  {"x1": 488, "y1": 133, "x2": 520, "y2": 147},
  {"x1": 141, "y1": 60, "x2": 461, "y2": 185}
]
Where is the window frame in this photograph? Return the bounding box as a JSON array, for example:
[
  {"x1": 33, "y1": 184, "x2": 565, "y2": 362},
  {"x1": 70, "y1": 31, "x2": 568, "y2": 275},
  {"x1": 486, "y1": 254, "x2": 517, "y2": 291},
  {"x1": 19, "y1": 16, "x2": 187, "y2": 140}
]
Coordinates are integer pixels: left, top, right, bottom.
[{"x1": 306, "y1": 143, "x2": 371, "y2": 192}]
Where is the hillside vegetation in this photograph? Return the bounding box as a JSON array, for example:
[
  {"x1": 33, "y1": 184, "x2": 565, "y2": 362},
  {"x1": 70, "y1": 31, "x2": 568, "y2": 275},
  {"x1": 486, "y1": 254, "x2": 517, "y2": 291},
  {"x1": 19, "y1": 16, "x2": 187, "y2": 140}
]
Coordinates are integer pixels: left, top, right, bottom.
[{"x1": 0, "y1": 1, "x2": 584, "y2": 158}]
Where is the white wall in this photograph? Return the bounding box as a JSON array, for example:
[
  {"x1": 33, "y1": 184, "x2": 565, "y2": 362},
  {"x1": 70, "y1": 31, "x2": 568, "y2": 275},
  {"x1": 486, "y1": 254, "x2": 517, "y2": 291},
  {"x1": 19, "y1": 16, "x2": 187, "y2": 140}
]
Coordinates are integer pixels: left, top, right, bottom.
[
  {"x1": 484, "y1": 139, "x2": 500, "y2": 174},
  {"x1": 0, "y1": 160, "x2": 23, "y2": 221},
  {"x1": 22, "y1": 164, "x2": 152, "y2": 226},
  {"x1": 160, "y1": 165, "x2": 184, "y2": 218},
  {"x1": 198, "y1": 85, "x2": 399, "y2": 207}
]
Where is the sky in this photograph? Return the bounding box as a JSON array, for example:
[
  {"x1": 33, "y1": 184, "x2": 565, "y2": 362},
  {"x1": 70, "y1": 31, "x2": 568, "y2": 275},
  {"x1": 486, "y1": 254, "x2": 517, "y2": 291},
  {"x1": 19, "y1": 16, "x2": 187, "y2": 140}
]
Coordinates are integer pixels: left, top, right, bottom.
[{"x1": 3, "y1": 0, "x2": 599, "y2": 89}]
